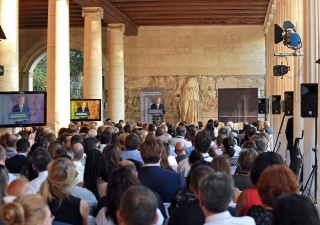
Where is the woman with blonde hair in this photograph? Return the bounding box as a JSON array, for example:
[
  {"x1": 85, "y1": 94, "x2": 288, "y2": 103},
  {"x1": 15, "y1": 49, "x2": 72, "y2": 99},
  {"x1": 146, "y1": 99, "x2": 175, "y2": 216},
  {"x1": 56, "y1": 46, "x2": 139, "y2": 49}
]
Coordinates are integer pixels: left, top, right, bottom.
[
  {"x1": 40, "y1": 158, "x2": 89, "y2": 225},
  {"x1": 2, "y1": 194, "x2": 53, "y2": 225}
]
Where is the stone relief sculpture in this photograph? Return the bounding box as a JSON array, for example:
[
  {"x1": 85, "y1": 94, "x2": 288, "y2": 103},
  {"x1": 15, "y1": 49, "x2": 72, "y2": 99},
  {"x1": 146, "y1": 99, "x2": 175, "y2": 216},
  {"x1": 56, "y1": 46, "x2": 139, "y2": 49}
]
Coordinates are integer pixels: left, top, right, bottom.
[{"x1": 179, "y1": 77, "x2": 199, "y2": 124}]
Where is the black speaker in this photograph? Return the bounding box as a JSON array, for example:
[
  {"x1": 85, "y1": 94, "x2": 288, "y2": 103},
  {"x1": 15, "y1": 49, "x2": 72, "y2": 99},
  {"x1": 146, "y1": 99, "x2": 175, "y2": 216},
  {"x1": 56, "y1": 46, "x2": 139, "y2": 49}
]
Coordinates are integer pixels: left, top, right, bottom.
[
  {"x1": 272, "y1": 95, "x2": 281, "y2": 114},
  {"x1": 301, "y1": 83, "x2": 318, "y2": 117},
  {"x1": 284, "y1": 91, "x2": 293, "y2": 116},
  {"x1": 258, "y1": 98, "x2": 269, "y2": 114}
]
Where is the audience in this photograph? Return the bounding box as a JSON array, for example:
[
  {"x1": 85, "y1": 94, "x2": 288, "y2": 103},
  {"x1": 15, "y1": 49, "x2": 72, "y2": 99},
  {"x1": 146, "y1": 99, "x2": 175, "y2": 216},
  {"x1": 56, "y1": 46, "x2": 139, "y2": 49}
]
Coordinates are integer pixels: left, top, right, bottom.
[
  {"x1": 0, "y1": 119, "x2": 311, "y2": 225},
  {"x1": 5, "y1": 138, "x2": 30, "y2": 174},
  {"x1": 138, "y1": 139, "x2": 185, "y2": 202},
  {"x1": 102, "y1": 144, "x2": 122, "y2": 172},
  {"x1": 233, "y1": 148, "x2": 257, "y2": 191},
  {"x1": 236, "y1": 151, "x2": 284, "y2": 216},
  {"x1": 272, "y1": 194, "x2": 320, "y2": 225},
  {"x1": 40, "y1": 158, "x2": 89, "y2": 225},
  {"x1": 82, "y1": 149, "x2": 109, "y2": 200},
  {"x1": 247, "y1": 164, "x2": 299, "y2": 225},
  {"x1": 95, "y1": 167, "x2": 141, "y2": 225},
  {"x1": 198, "y1": 172, "x2": 255, "y2": 225},
  {"x1": 30, "y1": 147, "x2": 51, "y2": 193},
  {"x1": 117, "y1": 185, "x2": 159, "y2": 225},
  {"x1": 2, "y1": 194, "x2": 53, "y2": 225}
]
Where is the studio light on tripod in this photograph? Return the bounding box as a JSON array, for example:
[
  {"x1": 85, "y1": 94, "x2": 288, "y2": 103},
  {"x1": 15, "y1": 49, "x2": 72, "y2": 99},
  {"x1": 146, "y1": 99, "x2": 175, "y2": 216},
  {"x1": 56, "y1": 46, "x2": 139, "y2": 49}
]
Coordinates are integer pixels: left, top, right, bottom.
[
  {"x1": 275, "y1": 21, "x2": 302, "y2": 50},
  {"x1": 273, "y1": 65, "x2": 290, "y2": 76}
]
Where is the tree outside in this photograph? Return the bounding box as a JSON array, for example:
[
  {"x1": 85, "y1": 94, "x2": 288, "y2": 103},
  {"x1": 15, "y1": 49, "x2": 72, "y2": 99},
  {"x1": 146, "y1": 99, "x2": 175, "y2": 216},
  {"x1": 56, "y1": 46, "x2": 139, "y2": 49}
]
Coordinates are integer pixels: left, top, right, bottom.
[{"x1": 33, "y1": 49, "x2": 84, "y2": 99}]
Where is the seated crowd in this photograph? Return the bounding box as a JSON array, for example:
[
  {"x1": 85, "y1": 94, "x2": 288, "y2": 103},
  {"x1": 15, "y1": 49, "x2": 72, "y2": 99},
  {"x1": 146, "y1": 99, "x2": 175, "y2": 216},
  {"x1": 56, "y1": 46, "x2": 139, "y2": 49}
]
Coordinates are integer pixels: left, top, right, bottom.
[{"x1": 0, "y1": 119, "x2": 318, "y2": 225}]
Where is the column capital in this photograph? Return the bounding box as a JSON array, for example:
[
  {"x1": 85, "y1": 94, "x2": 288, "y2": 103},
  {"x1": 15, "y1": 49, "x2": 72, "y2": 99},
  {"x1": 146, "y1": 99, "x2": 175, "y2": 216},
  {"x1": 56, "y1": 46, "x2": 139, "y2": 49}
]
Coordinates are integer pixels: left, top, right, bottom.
[
  {"x1": 82, "y1": 7, "x2": 104, "y2": 19},
  {"x1": 107, "y1": 23, "x2": 125, "y2": 33}
]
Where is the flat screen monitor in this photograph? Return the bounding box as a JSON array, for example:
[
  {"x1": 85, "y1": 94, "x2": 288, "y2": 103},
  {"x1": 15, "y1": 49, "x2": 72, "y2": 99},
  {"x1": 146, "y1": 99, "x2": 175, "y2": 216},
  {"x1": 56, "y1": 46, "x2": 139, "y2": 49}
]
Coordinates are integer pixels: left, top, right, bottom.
[
  {"x1": 70, "y1": 99, "x2": 101, "y2": 121},
  {"x1": 0, "y1": 91, "x2": 47, "y2": 128}
]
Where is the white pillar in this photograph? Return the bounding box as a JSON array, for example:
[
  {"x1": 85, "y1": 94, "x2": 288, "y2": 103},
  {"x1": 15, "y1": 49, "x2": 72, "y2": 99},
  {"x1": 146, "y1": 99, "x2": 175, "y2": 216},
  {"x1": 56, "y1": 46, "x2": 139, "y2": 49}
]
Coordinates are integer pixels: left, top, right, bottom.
[
  {"x1": 107, "y1": 23, "x2": 125, "y2": 122},
  {"x1": 82, "y1": 7, "x2": 103, "y2": 123},
  {"x1": 47, "y1": 0, "x2": 70, "y2": 134},
  {"x1": 0, "y1": 0, "x2": 19, "y2": 134}
]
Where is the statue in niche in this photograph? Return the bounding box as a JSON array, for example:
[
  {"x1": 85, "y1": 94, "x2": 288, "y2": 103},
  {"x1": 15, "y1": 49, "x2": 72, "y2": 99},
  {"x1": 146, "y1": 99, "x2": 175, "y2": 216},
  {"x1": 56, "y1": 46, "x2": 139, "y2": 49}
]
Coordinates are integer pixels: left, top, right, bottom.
[{"x1": 179, "y1": 77, "x2": 199, "y2": 124}]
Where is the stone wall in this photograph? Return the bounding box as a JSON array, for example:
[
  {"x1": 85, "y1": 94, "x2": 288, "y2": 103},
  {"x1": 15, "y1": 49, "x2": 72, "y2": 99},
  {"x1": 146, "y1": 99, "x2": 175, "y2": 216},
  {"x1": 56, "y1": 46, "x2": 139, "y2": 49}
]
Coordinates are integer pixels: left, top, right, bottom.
[{"x1": 119, "y1": 26, "x2": 266, "y2": 124}]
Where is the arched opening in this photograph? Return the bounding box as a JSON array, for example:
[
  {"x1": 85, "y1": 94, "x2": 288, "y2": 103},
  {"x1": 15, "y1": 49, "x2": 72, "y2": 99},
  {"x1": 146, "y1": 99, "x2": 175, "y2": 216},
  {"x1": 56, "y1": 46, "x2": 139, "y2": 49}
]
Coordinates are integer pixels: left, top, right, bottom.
[{"x1": 32, "y1": 49, "x2": 84, "y2": 99}]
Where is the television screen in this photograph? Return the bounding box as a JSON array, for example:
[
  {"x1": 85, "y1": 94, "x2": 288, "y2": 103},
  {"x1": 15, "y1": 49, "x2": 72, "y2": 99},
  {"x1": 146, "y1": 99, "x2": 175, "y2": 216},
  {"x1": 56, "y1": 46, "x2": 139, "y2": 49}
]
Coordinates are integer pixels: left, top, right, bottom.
[
  {"x1": 70, "y1": 99, "x2": 101, "y2": 121},
  {"x1": 0, "y1": 92, "x2": 47, "y2": 128}
]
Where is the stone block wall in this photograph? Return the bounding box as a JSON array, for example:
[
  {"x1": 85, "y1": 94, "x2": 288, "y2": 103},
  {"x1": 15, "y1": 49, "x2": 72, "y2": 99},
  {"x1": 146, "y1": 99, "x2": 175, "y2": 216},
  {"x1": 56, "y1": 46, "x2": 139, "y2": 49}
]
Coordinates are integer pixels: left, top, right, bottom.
[{"x1": 118, "y1": 26, "x2": 266, "y2": 124}]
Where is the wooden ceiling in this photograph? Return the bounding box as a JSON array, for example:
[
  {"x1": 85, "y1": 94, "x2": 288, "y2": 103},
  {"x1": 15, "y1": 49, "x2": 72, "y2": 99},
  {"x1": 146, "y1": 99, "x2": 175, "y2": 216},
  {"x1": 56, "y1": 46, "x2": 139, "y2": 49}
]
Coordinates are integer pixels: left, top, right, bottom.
[{"x1": 19, "y1": 0, "x2": 269, "y2": 36}]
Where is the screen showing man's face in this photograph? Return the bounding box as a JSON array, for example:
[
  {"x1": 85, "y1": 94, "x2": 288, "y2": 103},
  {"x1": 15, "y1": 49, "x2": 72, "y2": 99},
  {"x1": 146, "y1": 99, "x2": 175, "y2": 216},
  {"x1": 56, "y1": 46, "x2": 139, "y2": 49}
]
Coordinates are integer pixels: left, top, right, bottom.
[
  {"x1": 156, "y1": 98, "x2": 161, "y2": 104},
  {"x1": 81, "y1": 102, "x2": 86, "y2": 108},
  {"x1": 19, "y1": 97, "x2": 25, "y2": 105}
]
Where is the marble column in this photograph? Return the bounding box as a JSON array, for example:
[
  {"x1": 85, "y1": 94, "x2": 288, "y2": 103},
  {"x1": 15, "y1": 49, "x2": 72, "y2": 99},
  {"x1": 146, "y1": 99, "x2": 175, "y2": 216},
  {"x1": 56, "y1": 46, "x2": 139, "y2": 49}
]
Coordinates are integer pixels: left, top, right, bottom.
[
  {"x1": 47, "y1": 0, "x2": 70, "y2": 134},
  {"x1": 82, "y1": 7, "x2": 103, "y2": 123},
  {"x1": 0, "y1": 0, "x2": 19, "y2": 134},
  {"x1": 107, "y1": 24, "x2": 125, "y2": 122}
]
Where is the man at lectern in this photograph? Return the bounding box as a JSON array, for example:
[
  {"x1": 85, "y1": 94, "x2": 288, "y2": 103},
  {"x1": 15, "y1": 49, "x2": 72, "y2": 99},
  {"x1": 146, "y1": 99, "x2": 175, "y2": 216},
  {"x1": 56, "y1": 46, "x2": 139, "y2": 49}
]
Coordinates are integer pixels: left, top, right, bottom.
[
  {"x1": 77, "y1": 101, "x2": 90, "y2": 119},
  {"x1": 12, "y1": 96, "x2": 30, "y2": 123},
  {"x1": 150, "y1": 97, "x2": 166, "y2": 122}
]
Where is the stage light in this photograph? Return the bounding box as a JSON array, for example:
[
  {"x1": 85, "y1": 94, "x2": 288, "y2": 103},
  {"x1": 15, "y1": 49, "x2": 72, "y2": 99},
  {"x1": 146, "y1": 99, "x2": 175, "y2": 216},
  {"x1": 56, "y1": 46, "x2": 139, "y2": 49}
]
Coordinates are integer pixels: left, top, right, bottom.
[
  {"x1": 275, "y1": 21, "x2": 302, "y2": 50},
  {"x1": 273, "y1": 65, "x2": 290, "y2": 76}
]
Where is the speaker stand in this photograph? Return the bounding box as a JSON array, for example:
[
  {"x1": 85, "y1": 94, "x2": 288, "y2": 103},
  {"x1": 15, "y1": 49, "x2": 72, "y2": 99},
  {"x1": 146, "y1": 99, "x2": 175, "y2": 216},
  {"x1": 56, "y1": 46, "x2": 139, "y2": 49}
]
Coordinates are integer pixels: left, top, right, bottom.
[
  {"x1": 273, "y1": 113, "x2": 286, "y2": 152},
  {"x1": 301, "y1": 117, "x2": 317, "y2": 204}
]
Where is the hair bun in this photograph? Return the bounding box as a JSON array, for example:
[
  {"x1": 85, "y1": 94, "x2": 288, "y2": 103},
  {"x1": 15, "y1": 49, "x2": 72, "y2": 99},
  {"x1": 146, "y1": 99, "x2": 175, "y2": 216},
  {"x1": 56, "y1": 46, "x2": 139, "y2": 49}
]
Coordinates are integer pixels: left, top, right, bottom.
[{"x1": 2, "y1": 202, "x2": 25, "y2": 225}]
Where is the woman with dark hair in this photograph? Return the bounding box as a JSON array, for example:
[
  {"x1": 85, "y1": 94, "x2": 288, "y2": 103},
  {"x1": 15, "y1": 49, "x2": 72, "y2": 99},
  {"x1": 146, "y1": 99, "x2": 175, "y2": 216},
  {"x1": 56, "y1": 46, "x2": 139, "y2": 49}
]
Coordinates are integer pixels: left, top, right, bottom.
[
  {"x1": 81, "y1": 149, "x2": 109, "y2": 200},
  {"x1": 95, "y1": 167, "x2": 141, "y2": 225},
  {"x1": 247, "y1": 165, "x2": 299, "y2": 225},
  {"x1": 221, "y1": 137, "x2": 237, "y2": 167},
  {"x1": 233, "y1": 148, "x2": 258, "y2": 191},
  {"x1": 20, "y1": 144, "x2": 45, "y2": 181},
  {"x1": 236, "y1": 152, "x2": 284, "y2": 216},
  {"x1": 102, "y1": 144, "x2": 122, "y2": 173},
  {"x1": 272, "y1": 194, "x2": 320, "y2": 225}
]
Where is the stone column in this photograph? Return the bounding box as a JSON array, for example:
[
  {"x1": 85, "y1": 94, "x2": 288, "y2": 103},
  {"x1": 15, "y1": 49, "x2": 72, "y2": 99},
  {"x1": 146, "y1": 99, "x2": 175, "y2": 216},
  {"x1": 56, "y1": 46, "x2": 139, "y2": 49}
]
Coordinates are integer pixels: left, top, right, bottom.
[
  {"x1": 82, "y1": 7, "x2": 103, "y2": 123},
  {"x1": 107, "y1": 24, "x2": 125, "y2": 122},
  {"x1": 47, "y1": 0, "x2": 70, "y2": 134},
  {"x1": 0, "y1": 0, "x2": 19, "y2": 134}
]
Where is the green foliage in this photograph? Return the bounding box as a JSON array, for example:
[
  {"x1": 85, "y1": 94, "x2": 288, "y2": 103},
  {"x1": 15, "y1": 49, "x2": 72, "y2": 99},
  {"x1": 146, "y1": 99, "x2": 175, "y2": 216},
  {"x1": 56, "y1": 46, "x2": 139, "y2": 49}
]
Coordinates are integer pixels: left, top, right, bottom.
[
  {"x1": 33, "y1": 56, "x2": 47, "y2": 91},
  {"x1": 33, "y1": 49, "x2": 83, "y2": 98}
]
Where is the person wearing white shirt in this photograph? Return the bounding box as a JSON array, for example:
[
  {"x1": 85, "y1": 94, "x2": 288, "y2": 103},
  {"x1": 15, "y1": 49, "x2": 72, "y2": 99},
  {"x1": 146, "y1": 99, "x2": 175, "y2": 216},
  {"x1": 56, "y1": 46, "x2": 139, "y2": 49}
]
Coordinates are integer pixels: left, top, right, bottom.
[
  {"x1": 178, "y1": 131, "x2": 213, "y2": 178},
  {"x1": 199, "y1": 172, "x2": 255, "y2": 225},
  {"x1": 72, "y1": 142, "x2": 85, "y2": 175},
  {"x1": 170, "y1": 126, "x2": 192, "y2": 148},
  {"x1": 30, "y1": 148, "x2": 51, "y2": 193}
]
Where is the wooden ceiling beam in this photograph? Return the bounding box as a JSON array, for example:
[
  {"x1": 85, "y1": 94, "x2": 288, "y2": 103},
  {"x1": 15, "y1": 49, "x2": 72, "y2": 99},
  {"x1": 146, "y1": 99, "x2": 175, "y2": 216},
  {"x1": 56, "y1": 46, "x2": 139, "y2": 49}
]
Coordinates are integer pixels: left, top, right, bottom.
[{"x1": 90, "y1": 0, "x2": 138, "y2": 35}]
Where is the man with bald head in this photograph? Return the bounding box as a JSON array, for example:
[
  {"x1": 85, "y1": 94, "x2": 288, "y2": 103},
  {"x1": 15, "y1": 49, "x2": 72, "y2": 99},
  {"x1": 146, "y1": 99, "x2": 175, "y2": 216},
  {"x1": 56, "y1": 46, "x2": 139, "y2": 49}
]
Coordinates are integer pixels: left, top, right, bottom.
[
  {"x1": 7, "y1": 178, "x2": 35, "y2": 197},
  {"x1": 71, "y1": 142, "x2": 85, "y2": 174},
  {"x1": 174, "y1": 142, "x2": 188, "y2": 164},
  {"x1": 6, "y1": 134, "x2": 18, "y2": 159}
]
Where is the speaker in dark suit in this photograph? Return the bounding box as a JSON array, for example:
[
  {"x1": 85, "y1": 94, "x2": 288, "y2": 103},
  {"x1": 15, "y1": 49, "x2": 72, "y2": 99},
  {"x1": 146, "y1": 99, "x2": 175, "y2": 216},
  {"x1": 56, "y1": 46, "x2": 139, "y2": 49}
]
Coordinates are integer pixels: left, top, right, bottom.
[
  {"x1": 77, "y1": 101, "x2": 90, "y2": 119},
  {"x1": 301, "y1": 83, "x2": 318, "y2": 117},
  {"x1": 150, "y1": 97, "x2": 166, "y2": 122},
  {"x1": 12, "y1": 96, "x2": 30, "y2": 123}
]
